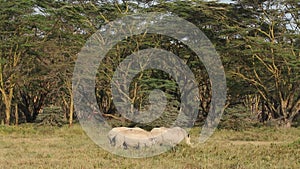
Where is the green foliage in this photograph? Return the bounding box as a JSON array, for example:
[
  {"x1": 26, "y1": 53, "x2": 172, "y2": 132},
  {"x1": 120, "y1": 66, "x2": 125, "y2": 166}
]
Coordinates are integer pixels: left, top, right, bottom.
[
  {"x1": 219, "y1": 0, "x2": 300, "y2": 125},
  {"x1": 0, "y1": 0, "x2": 299, "y2": 127},
  {"x1": 219, "y1": 105, "x2": 258, "y2": 131},
  {"x1": 35, "y1": 106, "x2": 65, "y2": 127}
]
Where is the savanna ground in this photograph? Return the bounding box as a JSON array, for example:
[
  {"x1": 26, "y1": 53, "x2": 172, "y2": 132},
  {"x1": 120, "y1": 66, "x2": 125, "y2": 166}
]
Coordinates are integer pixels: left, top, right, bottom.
[{"x1": 0, "y1": 124, "x2": 299, "y2": 169}]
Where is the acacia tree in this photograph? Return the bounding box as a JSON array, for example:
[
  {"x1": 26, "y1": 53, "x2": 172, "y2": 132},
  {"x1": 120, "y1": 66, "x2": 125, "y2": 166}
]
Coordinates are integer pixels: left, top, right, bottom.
[
  {"x1": 0, "y1": 0, "x2": 39, "y2": 124},
  {"x1": 0, "y1": 0, "x2": 93, "y2": 124},
  {"x1": 35, "y1": 0, "x2": 99, "y2": 126},
  {"x1": 38, "y1": 0, "x2": 129, "y2": 125},
  {"x1": 93, "y1": 1, "x2": 229, "y2": 126},
  {"x1": 223, "y1": 0, "x2": 300, "y2": 127}
]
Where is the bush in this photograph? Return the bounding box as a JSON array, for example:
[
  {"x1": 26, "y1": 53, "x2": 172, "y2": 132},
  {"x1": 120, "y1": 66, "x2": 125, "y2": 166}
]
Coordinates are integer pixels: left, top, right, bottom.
[
  {"x1": 218, "y1": 105, "x2": 258, "y2": 131},
  {"x1": 35, "y1": 106, "x2": 65, "y2": 127}
]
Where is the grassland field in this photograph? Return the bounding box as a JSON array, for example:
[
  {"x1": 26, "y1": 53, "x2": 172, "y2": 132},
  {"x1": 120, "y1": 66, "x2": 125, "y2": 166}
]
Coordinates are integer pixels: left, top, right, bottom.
[{"x1": 0, "y1": 124, "x2": 299, "y2": 169}]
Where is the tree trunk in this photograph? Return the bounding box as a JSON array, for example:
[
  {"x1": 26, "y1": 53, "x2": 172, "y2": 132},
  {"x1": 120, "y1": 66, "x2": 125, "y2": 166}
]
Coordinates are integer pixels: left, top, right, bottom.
[
  {"x1": 15, "y1": 104, "x2": 18, "y2": 126},
  {"x1": 5, "y1": 105, "x2": 10, "y2": 125},
  {"x1": 69, "y1": 93, "x2": 74, "y2": 127},
  {"x1": 4, "y1": 88, "x2": 13, "y2": 125},
  {"x1": 285, "y1": 121, "x2": 292, "y2": 128},
  {"x1": 280, "y1": 119, "x2": 292, "y2": 128}
]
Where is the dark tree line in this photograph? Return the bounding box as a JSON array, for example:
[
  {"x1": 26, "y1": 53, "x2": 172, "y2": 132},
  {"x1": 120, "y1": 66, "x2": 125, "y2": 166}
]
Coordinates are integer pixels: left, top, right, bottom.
[{"x1": 0, "y1": 0, "x2": 299, "y2": 127}]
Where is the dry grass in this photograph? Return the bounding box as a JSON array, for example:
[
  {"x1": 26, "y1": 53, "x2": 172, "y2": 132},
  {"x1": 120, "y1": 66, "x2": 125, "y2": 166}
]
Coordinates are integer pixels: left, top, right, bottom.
[{"x1": 0, "y1": 124, "x2": 299, "y2": 169}]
